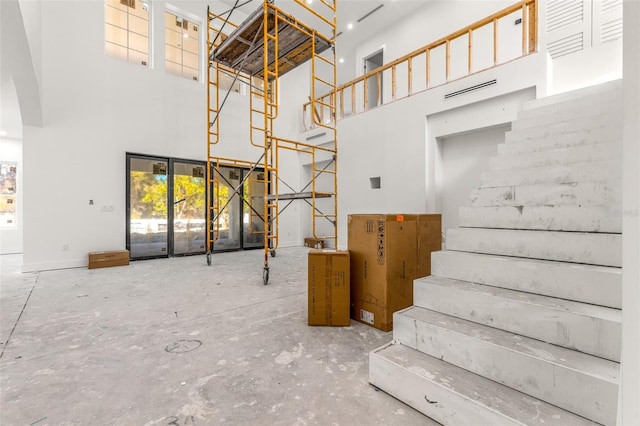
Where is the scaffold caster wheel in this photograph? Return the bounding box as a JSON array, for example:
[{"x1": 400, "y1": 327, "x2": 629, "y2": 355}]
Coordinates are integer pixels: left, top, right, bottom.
[
  {"x1": 206, "y1": 253, "x2": 211, "y2": 266},
  {"x1": 271, "y1": 250, "x2": 276, "y2": 258},
  {"x1": 263, "y1": 268, "x2": 269, "y2": 285}
]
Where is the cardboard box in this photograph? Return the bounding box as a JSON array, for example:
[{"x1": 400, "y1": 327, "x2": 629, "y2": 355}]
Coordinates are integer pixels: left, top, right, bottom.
[
  {"x1": 304, "y1": 237, "x2": 324, "y2": 249},
  {"x1": 348, "y1": 214, "x2": 441, "y2": 331},
  {"x1": 308, "y1": 250, "x2": 350, "y2": 326},
  {"x1": 88, "y1": 250, "x2": 130, "y2": 269}
]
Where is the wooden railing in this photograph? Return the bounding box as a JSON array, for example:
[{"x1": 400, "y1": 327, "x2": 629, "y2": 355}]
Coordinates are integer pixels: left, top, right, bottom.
[{"x1": 303, "y1": 0, "x2": 537, "y2": 130}]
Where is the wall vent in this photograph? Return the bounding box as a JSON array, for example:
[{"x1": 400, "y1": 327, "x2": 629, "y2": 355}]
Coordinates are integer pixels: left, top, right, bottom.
[
  {"x1": 444, "y1": 79, "x2": 497, "y2": 100},
  {"x1": 602, "y1": 0, "x2": 622, "y2": 13},
  {"x1": 547, "y1": 0, "x2": 583, "y2": 32},
  {"x1": 306, "y1": 132, "x2": 326, "y2": 141},
  {"x1": 357, "y1": 4, "x2": 384, "y2": 23},
  {"x1": 548, "y1": 32, "x2": 583, "y2": 59}
]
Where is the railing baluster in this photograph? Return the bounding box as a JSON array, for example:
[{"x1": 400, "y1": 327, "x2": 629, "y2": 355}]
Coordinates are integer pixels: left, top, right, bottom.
[
  {"x1": 528, "y1": 0, "x2": 537, "y2": 54},
  {"x1": 493, "y1": 18, "x2": 498, "y2": 66},
  {"x1": 468, "y1": 29, "x2": 473, "y2": 74}
]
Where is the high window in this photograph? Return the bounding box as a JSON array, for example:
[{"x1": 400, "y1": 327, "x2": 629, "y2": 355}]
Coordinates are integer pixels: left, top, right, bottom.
[
  {"x1": 105, "y1": 0, "x2": 150, "y2": 67},
  {"x1": 165, "y1": 11, "x2": 200, "y2": 81}
]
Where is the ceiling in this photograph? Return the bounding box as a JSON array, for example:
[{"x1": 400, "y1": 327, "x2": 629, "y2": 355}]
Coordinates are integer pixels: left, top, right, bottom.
[{"x1": 216, "y1": 0, "x2": 428, "y2": 58}]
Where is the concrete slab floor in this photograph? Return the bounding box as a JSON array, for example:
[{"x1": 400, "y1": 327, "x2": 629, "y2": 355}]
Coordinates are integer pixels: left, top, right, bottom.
[{"x1": 0, "y1": 247, "x2": 437, "y2": 426}]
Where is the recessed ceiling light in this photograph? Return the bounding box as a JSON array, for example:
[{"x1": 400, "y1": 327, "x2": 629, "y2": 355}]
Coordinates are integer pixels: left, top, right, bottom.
[
  {"x1": 339, "y1": 58, "x2": 344, "y2": 63},
  {"x1": 347, "y1": 23, "x2": 354, "y2": 30}
]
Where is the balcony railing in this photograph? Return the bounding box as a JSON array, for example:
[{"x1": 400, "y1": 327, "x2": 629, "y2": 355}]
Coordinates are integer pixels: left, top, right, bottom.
[{"x1": 303, "y1": 0, "x2": 538, "y2": 130}]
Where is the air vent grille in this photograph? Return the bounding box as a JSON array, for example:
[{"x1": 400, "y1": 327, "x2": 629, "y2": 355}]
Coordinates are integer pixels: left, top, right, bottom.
[
  {"x1": 601, "y1": 18, "x2": 623, "y2": 43},
  {"x1": 444, "y1": 79, "x2": 497, "y2": 99},
  {"x1": 547, "y1": 0, "x2": 583, "y2": 32},
  {"x1": 357, "y1": 4, "x2": 384, "y2": 23},
  {"x1": 548, "y1": 32, "x2": 583, "y2": 59}
]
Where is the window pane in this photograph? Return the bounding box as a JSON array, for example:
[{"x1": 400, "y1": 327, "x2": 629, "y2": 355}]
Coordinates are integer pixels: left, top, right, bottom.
[
  {"x1": 105, "y1": 24, "x2": 128, "y2": 47},
  {"x1": 166, "y1": 60, "x2": 182, "y2": 76},
  {"x1": 105, "y1": 41, "x2": 128, "y2": 60},
  {"x1": 129, "y1": 14, "x2": 148, "y2": 37},
  {"x1": 183, "y1": 66, "x2": 199, "y2": 81},
  {"x1": 165, "y1": 28, "x2": 183, "y2": 48},
  {"x1": 187, "y1": 22, "x2": 198, "y2": 39},
  {"x1": 183, "y1": 36, "x2": 198, "y2": 54},
  {"x1": 105, "y1": 0, "x2": 128, "y2": 12},
  {"x1": 105, "y1": 0, "x2": 149, "y2": 67},
  {"x1": 165, "y1": 11, "x2": 177, "y2": 27},
  {"x1": 105, "y1": 6, "x2": 128, "y2": 29},
  {"x1": 129, "y1": 48, "x2": 148, "y2": 66},
  {"x1": 183, "y1": 51, "x2": 198, "y2": 70},
  {"x1": 129, "y1": 32, "x2": 148, "y2": 54},
  {"x1": 165, "y1": 44, "x2": 182, "y2": 63},
  {"x1": 129, "y1": 0, "x2": 149, "y2": 19},
  {"x1": 165, "y1": 10, "x2": 200, "y2": 82}
]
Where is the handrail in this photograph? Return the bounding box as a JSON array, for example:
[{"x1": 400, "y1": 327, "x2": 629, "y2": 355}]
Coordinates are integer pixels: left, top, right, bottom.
[{"x1": 303, "y1": 0, "x2": 537, "y2": 130}]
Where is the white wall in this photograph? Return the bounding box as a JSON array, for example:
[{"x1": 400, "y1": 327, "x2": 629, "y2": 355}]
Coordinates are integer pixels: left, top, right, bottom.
[
  {"x1": 335, "y1": 52, "x2": 545, "y2": 249},
  {"x1": 12, "y1": 0, "x2": 627, "y2": 270},
  {"x1": 620, "y1": 0, "x2": 640, "y2": 423},
  {"x1": 17, "y1": 0, "x2": 296, "y2": 272},
  {"x1": 439, "y1": 124, "x2": 510, "y2": 234}
]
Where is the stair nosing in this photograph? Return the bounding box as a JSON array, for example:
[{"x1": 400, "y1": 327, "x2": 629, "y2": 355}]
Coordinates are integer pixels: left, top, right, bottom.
[
  {"x1": 417, "y1": 275, "x2": 622, "y2": 323},
  {"x1": 398, "y1": 305, "x2": 619, "y2": 382},
  {"x1": 371, "y1": 342, "x2": 599, "y2": 425}
]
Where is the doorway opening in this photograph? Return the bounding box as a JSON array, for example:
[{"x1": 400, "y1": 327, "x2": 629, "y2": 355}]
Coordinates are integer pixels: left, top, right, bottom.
[
  {"x1": 126, "y1": 153, "x2": 207, "y2": 260},
  {"x1": 364, "y1": 49, "x2": 384, "y2": 109},
  {"x1": 209, "y1": 164, "x2": 266, "y2": 253}
]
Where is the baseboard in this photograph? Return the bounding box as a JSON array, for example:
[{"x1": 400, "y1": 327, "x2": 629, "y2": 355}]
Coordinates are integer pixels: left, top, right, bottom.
[{"x1": 22, "y1": 258, "x2": 87, "y2": 273}]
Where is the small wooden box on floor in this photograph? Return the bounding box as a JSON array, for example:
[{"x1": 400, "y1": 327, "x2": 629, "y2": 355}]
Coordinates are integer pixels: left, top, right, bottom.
[
  {"x1": 88, "y1": 250, "x2": 130, "y2": 269},
  {"x1": 308, "y1": 250, "x2": 350, "y2": 326},
  {"x1": 348, "y1": 214, "x2": 442, "y2": 331},
  {"x1": 304, "y1": 237, "x2": 324, "y2": 249}
]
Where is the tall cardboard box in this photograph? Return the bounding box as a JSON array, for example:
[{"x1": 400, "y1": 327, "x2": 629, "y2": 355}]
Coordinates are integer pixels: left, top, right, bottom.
[
  {"x1": 308, "y1": 250, "x2": 350, "y2": 326},
  {"x1": 348, "y1": 214, "x2": 441, "y2": 331}
]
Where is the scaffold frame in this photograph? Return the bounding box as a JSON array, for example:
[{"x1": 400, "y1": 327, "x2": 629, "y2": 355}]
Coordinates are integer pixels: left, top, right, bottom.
[{"x1": 206, "y1": 0, "x2": 338, "y2": 285}]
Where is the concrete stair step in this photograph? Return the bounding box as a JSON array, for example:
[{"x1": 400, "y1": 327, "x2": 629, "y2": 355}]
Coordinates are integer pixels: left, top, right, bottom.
[
  {"x1": 522, "y1": 80, "x2": 621, "y2": 111},
  {"x1": 458, "y1": 205, "x2": 621, "y2": 233},
  {"x1": 413, "y1": 276, "x2": 622, "y2": 361},
  {"x1": 393, "y1": 306, "x2": 619, "y2": 425},
  {"x1": 470, "y1": 180, "x2": 622, "y2": 208},
  {"x1": 490, "y1": 143, "x2": 621, "y2": 171},
  {"x1": 431, "y1": 250, "x2": 621, "y2": 308},
  {"x1": 517, "y1": 92, "x2": 621, "y2": 125},
  {"x1": 498, "y1": 130, "x2": 621, "y2": 155},
  {"x1": 479, "y1": 160, "x2": 620, "y2": 188},
  {"x1": 369, "y1": 342, "x2": 598, "y2": 426},
  {"x1": 505, "y1": 118, "x2": 621, "y2": 143},
  {"x1": 446, "y1": 227, "x2": 622, "y2": 267},
  {"x1": 513, "y1": 104, "x2": 620, "y2": 132}
]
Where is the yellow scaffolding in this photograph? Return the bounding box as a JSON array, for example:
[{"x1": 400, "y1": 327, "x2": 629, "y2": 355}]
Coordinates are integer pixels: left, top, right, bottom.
[{"x1": 206, "y1": 0, "x2": 338, "y2": 285}]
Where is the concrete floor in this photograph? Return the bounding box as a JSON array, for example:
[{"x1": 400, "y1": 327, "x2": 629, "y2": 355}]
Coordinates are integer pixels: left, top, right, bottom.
[{"x1": 0, "y1": 247, "x2": 437, "y2": 425}]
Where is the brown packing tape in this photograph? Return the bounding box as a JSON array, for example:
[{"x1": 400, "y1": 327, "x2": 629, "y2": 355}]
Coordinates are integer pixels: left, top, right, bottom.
[{"x1": 325, "y1": 254, "x2": 332, "y2": 325}]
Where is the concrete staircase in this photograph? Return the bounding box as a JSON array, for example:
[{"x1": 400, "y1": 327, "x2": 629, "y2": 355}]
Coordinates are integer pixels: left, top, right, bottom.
[{"x1": 369, "y1": 81, "x2": 622, "y2": 425}]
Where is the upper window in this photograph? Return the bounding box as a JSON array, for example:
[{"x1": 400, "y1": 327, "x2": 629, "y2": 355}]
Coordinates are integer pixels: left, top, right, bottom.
[
  {"x1": 105, "y1": 0, "x2": 150, "y2": 66},
  {"x1": 165, "y1": 11, "x2": 200, "y2": 81}
]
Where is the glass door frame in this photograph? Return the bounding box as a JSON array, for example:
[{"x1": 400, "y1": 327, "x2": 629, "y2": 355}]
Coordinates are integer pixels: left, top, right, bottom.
[
  {"x1": 210, "y1": 163, "x2": 267, "y2": 254},
  {"x1": 126, "y1": 153, "x2": 207, "y2": 260}
]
